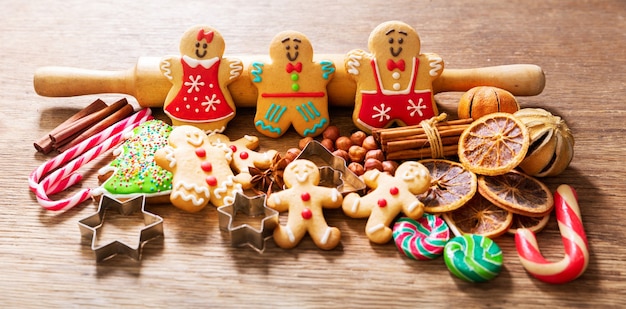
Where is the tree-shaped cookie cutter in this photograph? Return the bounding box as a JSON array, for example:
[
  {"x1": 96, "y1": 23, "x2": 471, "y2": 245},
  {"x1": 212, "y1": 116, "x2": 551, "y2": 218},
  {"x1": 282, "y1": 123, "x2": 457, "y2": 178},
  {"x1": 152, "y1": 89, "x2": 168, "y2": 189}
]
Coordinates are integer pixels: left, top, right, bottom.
[{"x1": 78, "y1": 195, "x2": 164, "y2": 262}]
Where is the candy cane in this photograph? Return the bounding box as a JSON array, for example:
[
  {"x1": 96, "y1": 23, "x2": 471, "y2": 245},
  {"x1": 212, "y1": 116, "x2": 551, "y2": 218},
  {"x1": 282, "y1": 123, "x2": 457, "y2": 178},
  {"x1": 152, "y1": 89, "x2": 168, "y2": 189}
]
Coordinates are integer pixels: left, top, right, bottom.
[
  {"x1": 29, "y1": 108, "x2": 152, "y2": 211},
  {"x1": 515, "y1": 184, "x2": 589, "y2": 284}
]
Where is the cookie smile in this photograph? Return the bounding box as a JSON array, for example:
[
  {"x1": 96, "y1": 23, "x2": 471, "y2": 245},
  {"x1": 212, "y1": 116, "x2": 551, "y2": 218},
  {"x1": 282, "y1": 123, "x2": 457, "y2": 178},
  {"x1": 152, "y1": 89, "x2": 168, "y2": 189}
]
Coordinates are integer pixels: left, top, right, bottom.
[
  {"x1": 195, "y1": 49, "x2": 208, "y2": 58},
  {"x1": 390, "y1": 47, "x2": 402, "y2": 57},
  {"x1": 286, "y1": 51, "x2": 299, "y2": 62}
]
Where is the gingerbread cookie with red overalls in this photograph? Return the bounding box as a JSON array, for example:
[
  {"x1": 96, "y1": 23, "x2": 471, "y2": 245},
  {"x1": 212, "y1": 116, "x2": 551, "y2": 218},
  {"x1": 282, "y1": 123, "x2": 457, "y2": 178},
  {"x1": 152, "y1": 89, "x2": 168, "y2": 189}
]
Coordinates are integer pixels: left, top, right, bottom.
[
  {"x1": 160, "y1": 25, "x2": 243, "y2": 133},
  {"x1": 249, "y1": 30, "x2": 335, "y2": 138},
  {"x1": 345, "y1": 21, "x2": 444, "y2": 133},
  {"x1": 267, "y1": 159, "x2": 343, "y2": 250},
  {"x1": 154, "y1": 125, "x2": 245, "y2": 212},
  {"x1": 206, "y1": 133, "x2": 278, "y2": 189},
  {"x1": 342, "y1": 161, "x2": 431, "y2": 244}
]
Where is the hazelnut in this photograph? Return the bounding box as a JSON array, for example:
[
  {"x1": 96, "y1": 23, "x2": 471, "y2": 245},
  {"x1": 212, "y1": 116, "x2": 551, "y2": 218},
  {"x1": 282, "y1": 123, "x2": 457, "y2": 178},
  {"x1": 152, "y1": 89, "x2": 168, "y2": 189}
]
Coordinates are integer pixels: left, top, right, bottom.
[
  {"x1": 350, "y1": 131, "x2": 367, "y2": 146},
  {"x1": 335, "y1": 136, "x2": 353, "y2": 151},
  {"x1": 348, "y1": 162, "x2": 365, "y2": 176},
  {"x1": 321, "y1": 138, "x2": 335, "y2": 151},
  {"x1": 362, "y1": 135, "x2": 379, "y2": 151},
  {"x1": 284, "y1": 148, "x2": 301, "y2": 162},
  {"x1": 332, "y1": 149, "x2": 350, "y2": 162},
  {"x1": 365, "y1": 149, "x2": 384, "y2": 162},
  {"x1": 364, "y1": 158, "x2": 383, "y2": 172},
  {"x1": 382, "y1": 160, "x2": 399, "y2": 175},
  {"x1": 298, "y1": 136, "x2": 314, "y2": 150},
  {"x1": 348, "y1": 145, "x2": 367, "y2": 163},
  {"x1": 322, "y1": 125, "x2": 341, "y2": 141}
]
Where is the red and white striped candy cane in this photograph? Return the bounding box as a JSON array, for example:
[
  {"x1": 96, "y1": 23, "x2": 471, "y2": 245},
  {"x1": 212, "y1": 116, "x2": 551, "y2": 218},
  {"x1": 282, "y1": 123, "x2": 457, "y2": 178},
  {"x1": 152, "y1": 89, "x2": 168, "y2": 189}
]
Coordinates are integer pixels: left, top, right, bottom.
[
  {"x1": 515, "y1": 184, "x2": 589, "y2": 284},
  {"x1": 28, "y1": 108, "x2": 152, "y2": 211}
]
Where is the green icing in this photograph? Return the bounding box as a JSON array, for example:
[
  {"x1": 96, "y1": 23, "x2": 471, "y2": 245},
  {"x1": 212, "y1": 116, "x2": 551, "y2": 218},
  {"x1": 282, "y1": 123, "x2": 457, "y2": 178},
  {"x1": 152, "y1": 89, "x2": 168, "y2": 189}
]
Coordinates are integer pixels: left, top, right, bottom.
[{"x1": 102, "y1": 120, "x2": 173, "y2": 196}]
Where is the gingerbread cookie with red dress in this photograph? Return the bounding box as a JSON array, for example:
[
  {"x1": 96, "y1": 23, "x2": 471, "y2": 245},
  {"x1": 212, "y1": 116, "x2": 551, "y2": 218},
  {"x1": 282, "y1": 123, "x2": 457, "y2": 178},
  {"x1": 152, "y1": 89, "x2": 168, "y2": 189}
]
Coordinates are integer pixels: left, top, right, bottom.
[
  {"x1": 160, "y1": 25, "x2": 243, "y2": 133},
  {"x1": 345, "y1": 21, "x2": 444, "y2": 133},
  {"x1": 267, "y1": 159, "x2": 343, "y2": 250},
  {"x1": 249, "y1": 31, "x2": 335, "y2": 138}
]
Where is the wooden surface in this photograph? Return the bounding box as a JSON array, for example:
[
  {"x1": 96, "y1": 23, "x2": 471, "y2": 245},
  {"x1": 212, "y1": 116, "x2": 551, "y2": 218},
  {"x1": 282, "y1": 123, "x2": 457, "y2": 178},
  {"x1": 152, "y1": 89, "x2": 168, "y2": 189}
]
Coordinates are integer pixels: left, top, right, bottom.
[{"x1": 2, "y1": 0, "x2": 625, "y2": 307}]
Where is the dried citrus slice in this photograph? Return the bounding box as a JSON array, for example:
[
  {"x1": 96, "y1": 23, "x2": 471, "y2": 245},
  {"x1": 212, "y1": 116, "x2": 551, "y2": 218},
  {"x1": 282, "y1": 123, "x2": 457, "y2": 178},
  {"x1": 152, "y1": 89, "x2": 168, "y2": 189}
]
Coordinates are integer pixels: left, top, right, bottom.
[
  {"x1": 477, "y1": 169, "x2": 554, "y2": 217},
  {"x1": 442, "y1": 194, "x2": 513, "y2": 238},
  {"x1": 458, "y1": 112, "x2": 530, "y2": 176},
  {"x1": 507, "y1": 213, "x2": 550, "y2": 235},
  {"x1": 417, "y1": 159, "x2": 477, "y2": 213}
]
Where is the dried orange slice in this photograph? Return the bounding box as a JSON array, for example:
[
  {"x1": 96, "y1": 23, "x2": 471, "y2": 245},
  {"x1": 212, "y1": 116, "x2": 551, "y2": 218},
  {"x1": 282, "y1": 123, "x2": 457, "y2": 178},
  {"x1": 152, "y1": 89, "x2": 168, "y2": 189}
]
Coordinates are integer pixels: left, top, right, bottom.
[
  {"x1": 442, "y1": 194, "x2": 513, "y2": 238},
  {"x1": 417, "y1": 159, "x2": 477, "y2": 213},
  {"x1": 458, "y1": 112, "x2": 530, "y2": 176},
  {"x1": 477, "y1": 169, "x2": 554, "y2": 217},
  {"x1": 507, "y1": 213, "x2": 550, "y2": 235}
]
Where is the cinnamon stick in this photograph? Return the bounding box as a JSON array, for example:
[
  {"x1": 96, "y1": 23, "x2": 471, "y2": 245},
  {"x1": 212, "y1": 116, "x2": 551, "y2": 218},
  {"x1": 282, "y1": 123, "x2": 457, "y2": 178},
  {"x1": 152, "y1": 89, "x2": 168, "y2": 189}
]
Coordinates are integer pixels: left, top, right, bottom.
[
  {"x1": 49, "y1": 98, "x2": 128, "y2": 145},
  {"x1": 386, "y1": 145, "x2": 459, "y2": 160},
  {"x1": 55, "y1": 103, "x2": 134, "y2": 152},
  {"x1": 34, "y1": 99, "x2": 107, "y2": 153},
  {"x1": 385, "y1": 136, "x2": 461, "y2": 153}
]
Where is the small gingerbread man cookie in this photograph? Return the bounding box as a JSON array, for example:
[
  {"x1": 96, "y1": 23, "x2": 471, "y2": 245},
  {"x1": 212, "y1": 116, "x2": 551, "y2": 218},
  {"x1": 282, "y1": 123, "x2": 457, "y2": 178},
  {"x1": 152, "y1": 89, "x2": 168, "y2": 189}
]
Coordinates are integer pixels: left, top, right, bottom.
[
  {"x1": 345, "y1": 21, "x2": 444, "y2": 133},
  {"x1": 342, "y1": 161, "x2": 431, "y2": 244},
  {"x1": 267, "y1": 159, "x2": 343, "y2": 250},
  {"x1": 160, "y1": 25, "x2": 243, "y2": 133},
  {"x1": 206, "y1": 133, "x2": 278, "y2": 189},
  {"x1": 154, "y1": 125, "x2": 245, "y2": 212},
  {"x1": 249, "y1": 30, "x2": 335, "y2": 138}
]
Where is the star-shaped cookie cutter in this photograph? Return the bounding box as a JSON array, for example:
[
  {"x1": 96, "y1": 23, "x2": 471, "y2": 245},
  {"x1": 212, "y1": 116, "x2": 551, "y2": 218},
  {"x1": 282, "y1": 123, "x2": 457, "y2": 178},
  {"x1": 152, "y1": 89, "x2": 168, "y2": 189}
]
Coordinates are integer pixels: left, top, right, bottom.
[
  {"x1": 296, "y1": 140, "x2": 366, "y2": 195},
  {"x1": 78, "y1": 195, "x2": 164, "y2": 262},
  {"x1": 217, "y1": 192, "x2": 278, "y2": 253}
]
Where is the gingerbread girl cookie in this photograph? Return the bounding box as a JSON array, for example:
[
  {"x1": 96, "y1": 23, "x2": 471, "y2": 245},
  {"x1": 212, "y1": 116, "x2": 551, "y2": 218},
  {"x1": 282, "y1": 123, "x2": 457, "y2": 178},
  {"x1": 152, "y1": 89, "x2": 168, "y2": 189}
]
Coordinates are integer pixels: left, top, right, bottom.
[
  {"x1": 160, "y1": 25, "x2": 243, "y2": 133},
  {"x1": 267, "y1": 159, "x2": 343, "y2": 250},
  {"x1": 342, "y1": 161, "x2": 431, "y2": 244},
  {"x1": 249, "y1": 30, "x2": 335, "y2": 138},
  {"x1": 206, "y1": 133, "x2": 278, "y2": 189},
  {"x1": 345, "y1": 21, "x2": 444, "y2": 133},
  {"x1": 154, "y1": 125, "x2": 245, "y2": 212}
]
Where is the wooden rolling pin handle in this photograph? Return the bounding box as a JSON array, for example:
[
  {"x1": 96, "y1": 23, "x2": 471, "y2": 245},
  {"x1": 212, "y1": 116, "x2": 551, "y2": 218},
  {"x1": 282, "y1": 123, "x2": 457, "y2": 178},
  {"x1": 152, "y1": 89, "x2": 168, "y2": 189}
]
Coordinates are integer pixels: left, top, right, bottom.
[{"x1": 33, "y1": 66, "x2": 133, "y2": 98}]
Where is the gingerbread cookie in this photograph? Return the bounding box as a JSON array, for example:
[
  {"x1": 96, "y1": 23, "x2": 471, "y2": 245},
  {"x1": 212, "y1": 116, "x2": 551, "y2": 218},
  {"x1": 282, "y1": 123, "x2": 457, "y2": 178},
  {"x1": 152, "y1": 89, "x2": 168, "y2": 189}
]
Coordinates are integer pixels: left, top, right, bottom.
[
  {"x1": 342, "y1": 161, "x2": 431, "y2": 244},
  {"x1": 160, "y1": 25, "x2": 243, "y2": 133},
  {"x1": 206, "y1": 133, "x2": 278, "y2": 189},
  {"x1": 345, "y1": 21, "x2": 444, "y2": 133},
  {"x1": 154, "y1": 125, "x2": 245, "y2": 212},
  {"x1": 249, "y1": 30, "x2": 335, "y2": 138},
  {"x1": 94, "y1": 120, "x2": 173, "y2": 203},
  {"x1": 267, "y1": 159, "x2": 343, "y2": 250}
]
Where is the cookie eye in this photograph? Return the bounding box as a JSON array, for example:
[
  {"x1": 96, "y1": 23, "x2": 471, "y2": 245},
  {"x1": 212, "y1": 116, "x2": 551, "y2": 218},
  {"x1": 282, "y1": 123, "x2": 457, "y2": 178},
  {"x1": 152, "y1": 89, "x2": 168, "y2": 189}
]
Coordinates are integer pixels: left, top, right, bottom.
[
  {"x1": 388, "y1": 38, "x2": 394, "y2": 44},
  {"x1": 195, "y1": 42, "x2": 200, "y2": 48},
  {"x1": 294, "y1": 45, "x2": 299, "y2": 50},
  {"x1": 398, "y1": 38, "x2": 404, "y2": 44},
  {"x1": 286, "y1": 45, "x2": 290, "y2": 50},
  {"x1": 203, "y1": 43, "x2": 208, "y2": 49}
]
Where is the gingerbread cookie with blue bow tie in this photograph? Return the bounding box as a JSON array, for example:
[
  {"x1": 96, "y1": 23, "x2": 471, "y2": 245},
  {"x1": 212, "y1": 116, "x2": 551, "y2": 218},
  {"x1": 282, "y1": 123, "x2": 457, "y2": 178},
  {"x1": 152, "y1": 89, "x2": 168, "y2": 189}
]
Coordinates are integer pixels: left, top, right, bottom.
[
  {"x1": 160, "y1": 25, "x2": 243, "y2": 133},
  {"x1": 249, "y1": 30, "x2": 335, "y2": 138},
  {"x1": 345, "y1": 21, "x2": 444, "y2": 133}
]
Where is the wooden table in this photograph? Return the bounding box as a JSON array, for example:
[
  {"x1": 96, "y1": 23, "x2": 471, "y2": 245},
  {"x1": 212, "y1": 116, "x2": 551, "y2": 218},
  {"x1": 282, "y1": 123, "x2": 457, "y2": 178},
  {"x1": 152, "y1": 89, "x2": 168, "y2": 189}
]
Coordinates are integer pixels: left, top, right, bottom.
[{"x1": 2, "y1": 0, "x2": 624, "y2": 307}]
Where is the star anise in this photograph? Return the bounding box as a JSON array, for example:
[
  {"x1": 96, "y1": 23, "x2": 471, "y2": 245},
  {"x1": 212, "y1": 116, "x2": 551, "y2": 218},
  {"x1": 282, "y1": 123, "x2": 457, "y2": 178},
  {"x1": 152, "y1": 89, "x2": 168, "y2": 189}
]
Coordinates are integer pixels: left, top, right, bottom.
[{"x1": 249, "y1": 153, "x2": 289, "y2": 196}]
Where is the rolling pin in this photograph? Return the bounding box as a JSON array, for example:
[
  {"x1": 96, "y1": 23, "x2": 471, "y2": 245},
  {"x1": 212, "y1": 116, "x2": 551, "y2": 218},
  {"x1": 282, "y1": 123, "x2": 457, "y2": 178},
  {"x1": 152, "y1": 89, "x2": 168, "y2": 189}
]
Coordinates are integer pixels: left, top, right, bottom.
[{"x1": 33, "y1": 54, "x2": 545, "y2": 107}]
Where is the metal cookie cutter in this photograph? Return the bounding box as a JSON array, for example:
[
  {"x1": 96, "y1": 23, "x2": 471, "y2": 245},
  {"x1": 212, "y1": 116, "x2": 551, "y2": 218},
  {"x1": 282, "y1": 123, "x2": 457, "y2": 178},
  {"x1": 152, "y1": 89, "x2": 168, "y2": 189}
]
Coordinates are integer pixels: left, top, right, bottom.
[
  {"x1": 78, "y1": 195, "x2": 164, "y2": 262},
  {"x1": 296, "y1": 140, "x2": 366, "y2": 195},
  {"x1": 217, "y1": 193, "x2": 278, "y2": 253}
]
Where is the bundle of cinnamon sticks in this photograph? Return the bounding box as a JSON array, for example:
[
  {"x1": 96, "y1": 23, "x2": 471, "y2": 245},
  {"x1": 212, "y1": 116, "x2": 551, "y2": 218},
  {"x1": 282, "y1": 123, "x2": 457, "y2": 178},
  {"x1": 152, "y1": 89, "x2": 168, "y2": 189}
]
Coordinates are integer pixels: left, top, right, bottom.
[
  {"x1": 34, "y1": 98, "x2": 134, "y2": 154},
  {"x1": 372, "y1": 117, "x2": 473, "y2": 161}
]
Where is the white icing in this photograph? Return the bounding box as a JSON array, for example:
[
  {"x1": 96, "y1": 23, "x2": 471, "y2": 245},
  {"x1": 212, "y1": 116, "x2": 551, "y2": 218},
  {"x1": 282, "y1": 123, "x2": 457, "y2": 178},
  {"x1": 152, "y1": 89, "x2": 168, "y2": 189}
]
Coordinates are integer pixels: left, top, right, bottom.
[
  {"x1": 185, "y1": 131, "x2": 204, "y2": 147},
  {"x1": 296, "y1": 172, "x2": 308, "y2": 183},
  {"x1": 243, "y1": 135, "x2": 254, "y2": 142},
  {"x1": 392, "y1": 72, "x2": 400, "y2": 79},
  {"x1": 347, "y1": 53, "x2": 363, "y2": 75},
  {"x1": 392, "y1": 83, "x2": 401, "y2": 90},
  {"x1": 160, "y1": 59, "x2": 172, "y2": 80},
  {"x1": 429, "y1": 57, "x2": 443, "y2": 77},
  {"x1": 205, "y1": 126, "x2": 226, "y2": 135},
  {"x1": 172, "y1": 181, "x2": 211, "y2": 206},
  {"x1": 331, "y1": 189, "x2": 340, "y2": 203},
  {"x1": 213, "y1": 141, "x2": 233, "y2": 161},
  {"x1": 407, "y1": 200, "x2": 419, "y2": 212},
  {"x1": 213, "y1": 175, "x2": 240, "y2": 199},
  {"x1": 286, "y1": 226, "x2": 296, "y2": 243},
  {"x1": 272, "y1": 194, "x2": 282, "y2": 206},
  {"x1": 367, "y1": 223, "x2": 385, "y2": 234},
  {"x1": 183, "y1": 55, "x2": 218, "y2": 69},
  {"x1": 163, "y1": 146, "x2": 176, "y2": 168},
  {"x1": 351, "y1": 199, "x2": 360, "y2": 214},
  {"x1": 229, "y1": 59, "x2": 243, "y2": 80},
  {"x1": 321, "y1": 227, "x2": 331, "y2": 245}
]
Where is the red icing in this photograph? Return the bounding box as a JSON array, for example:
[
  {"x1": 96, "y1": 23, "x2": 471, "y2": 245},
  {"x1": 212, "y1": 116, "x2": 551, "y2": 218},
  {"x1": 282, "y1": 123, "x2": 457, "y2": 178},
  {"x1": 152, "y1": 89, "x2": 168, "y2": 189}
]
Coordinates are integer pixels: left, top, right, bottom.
[
  {"x1": 301, "y1": 192, "x2": 311, "y2": 201},
  {"x1": 286, "y1": 62, "x2": 302, "y2": 73},
  {"x1": 239, "y1": 151, "x2": 249, "y2": 160},
  {"x1": 206, "y1": 176, "x2": 217, "y2": 186},
  {"x1": 386, "y1": 59, "x2": 405, "y2": 71},
  {"x1": 301, "y1": 208, "x2": 312, "y2": 220},
  {"x1": 261, "y1": 92, "x2": 325, "y2": 98},
  {"x1": 230, "y1": 145, "x2": 237, "y2": 152},
  {"x1": 201, "y1": 161, "x2": 212, "y2": 172},
  {"x1": 195, "y1": 148, "x2": 206, "y2": 157},
  {"x1": 389, "y1": 187, "x2": 399, "y2": 195},
  {"x1": 378, "y1": 198, "x2": 387, "y2": 208}
]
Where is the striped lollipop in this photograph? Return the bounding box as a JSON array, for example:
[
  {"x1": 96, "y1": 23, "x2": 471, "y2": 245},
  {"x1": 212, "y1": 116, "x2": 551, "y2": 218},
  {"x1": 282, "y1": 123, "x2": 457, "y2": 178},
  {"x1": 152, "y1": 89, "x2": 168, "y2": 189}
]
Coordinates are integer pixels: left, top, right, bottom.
[
  {"x1": 392, "y1": 214, "x2": 450, "y2": 260},
  {"x1": 444, "y1": 234, "x2": 503, "y2": 282}
]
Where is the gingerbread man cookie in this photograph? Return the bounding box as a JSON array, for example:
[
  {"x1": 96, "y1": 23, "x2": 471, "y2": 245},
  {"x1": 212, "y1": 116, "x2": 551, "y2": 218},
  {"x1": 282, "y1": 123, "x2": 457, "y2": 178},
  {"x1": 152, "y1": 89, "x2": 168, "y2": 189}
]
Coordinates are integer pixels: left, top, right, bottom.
[
  {"x1": 345, "y1": 21, "x2": 444, "y2": 133},
  {"x1": 154, "y1": 125, "x2": 245, "y2": 212},
  {"x1": 160, "y1": 25, "x2": 243, "y2": 133},
  {"x1": 206, "y1": 133, "x2": 278, "y2": 189},
  {"x1": 342, "y1": 161, "x2": 431, "y2": 244},
  {"x1": 249, "y1": 30, "x2": 335, "y2": 138},
  {"x1": 267, "y1": 159, "x2": 343, "y2": 250}
]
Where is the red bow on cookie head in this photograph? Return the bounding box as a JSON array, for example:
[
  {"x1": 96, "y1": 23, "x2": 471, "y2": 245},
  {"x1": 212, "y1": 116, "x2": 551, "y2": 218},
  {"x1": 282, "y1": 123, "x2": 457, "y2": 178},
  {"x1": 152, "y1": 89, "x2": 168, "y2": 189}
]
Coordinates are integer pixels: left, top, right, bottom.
[{"x1": 197, "y1": 29, "x2": 214, "y2": 43}]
